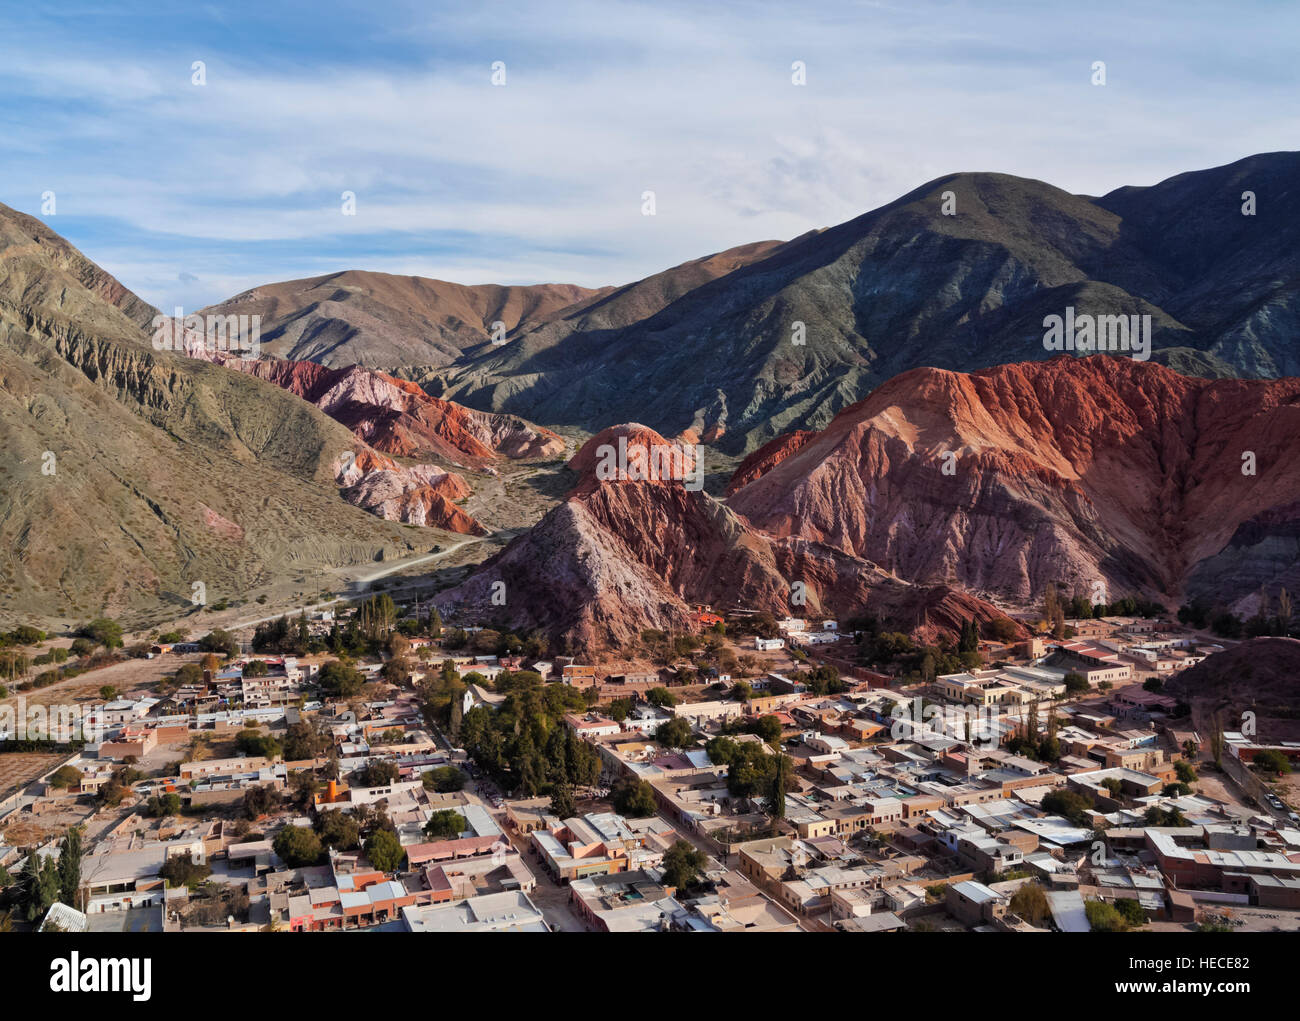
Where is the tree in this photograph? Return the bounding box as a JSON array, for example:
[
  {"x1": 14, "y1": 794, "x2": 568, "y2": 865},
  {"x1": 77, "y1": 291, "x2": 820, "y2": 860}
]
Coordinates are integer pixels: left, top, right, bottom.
[
  {"x1": 550, "y1": 782, "x2": 576, "y2": 820},
  {"x1": 364, "y1": 829, "x2": 405, "y2": 873},
  {"x1": 768, "y1": 753, "x2": 793, "y2": 818},
  {"x1": 236, "y1": 728, "x2": 281, "y2": 759},
  {"x1": 424, "y1": 809, "x2": 467, "y2": 841},
  {"x1": 1042, "y1": 789, "x2": 1095, "y2": 827},
  {"x1": 159, "y1": 851, "x2": 211, "y2": 889},
  {"x1": 1085, "y1": 899, "x2": 1128, "y2": 932},
  {"x1": 98, "y1": 685, "x2": 118, "y2": 700},
  {"x1": 283, "y1": 721, "x2": 327, "y2": 761},
  {"x1": 19, "y1": 854, "x2": 60, "y2": 921},
  {"x1": 273, "y1": 825, "x2": 324, "y2": 867},
  {"x1": 198, "y1": 629, "x2": 239, "y2": 657},
  {"x1": 78, "y1": 618, "x2": 123, "y2": 649},
  {"x1": 646, "y1": 687, "x2": 678, "y2": 708},
  {"x1": 1063, "y1": 671, "x2": 1089, "y2": 694},
  {"x1": 422, "y1": 766, "x2": 466, "y2": 793},
  {"x1": 355, "y1": 759, "x2": 399, "y2": 788},
  {"x1": 146, "y1": 793, "x2": 181, "y2": 817},
  {"x1": 661, "y1": 839, "x2": 707, "y2": 891},
  {"x1": 1009, "y1": 882, "x2": 1050, "y2": 924},
  {"x1": 318, "y1": 659, "x2": 365, "y2": 697},
  {"x1": 1253, "y1": 749, "x2": 1291, "y2": 776},
  {"x1": 753, "y1": 715, "x2": 783, "y2": 744},
  {"x1": 315, "y1": 809, "x2": 360, "y2": 851},
  {"x1": 607, "y1": 698, "x2": 632, "y2": 722},
  {"x1": 1174, "y1": 760, "x2": 1197, "y2": 784},
  {"x1": 57, "y1": 828, "x2": 82, "y2": 907},
  {"x1": 1114, "y1": 898, "x2": 1147, "y2": 927},
  {"x1": 655, "y1": 717, "x2": 694, "y2": 749},
  {"x1": 241, "y1": 783, "x2": 281, "y2": 820},
  {"x1": 47, "y1": 766, "x2": 81, "y2": 790},
  {"x1": 612, "y1": 778, "x2": 657, "y2": 817}
]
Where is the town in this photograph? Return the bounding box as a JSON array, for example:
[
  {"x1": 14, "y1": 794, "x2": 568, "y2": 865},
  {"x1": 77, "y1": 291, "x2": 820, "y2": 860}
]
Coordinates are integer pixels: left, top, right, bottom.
[{"x1": 2, "y1": 593, "x2": 1296, "y2": 935}]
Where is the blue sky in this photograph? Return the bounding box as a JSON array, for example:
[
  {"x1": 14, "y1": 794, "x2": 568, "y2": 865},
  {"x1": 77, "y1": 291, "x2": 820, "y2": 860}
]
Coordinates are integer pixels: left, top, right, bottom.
[{"x1": 2, "y1": 0, "x2": 1297, "y2": 311}]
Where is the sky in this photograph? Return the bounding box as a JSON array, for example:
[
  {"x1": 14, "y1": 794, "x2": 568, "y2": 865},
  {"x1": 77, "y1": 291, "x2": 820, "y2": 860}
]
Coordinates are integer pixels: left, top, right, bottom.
[{"x1": 1, "y1": 0, "x2": 1297, "y2": 311}]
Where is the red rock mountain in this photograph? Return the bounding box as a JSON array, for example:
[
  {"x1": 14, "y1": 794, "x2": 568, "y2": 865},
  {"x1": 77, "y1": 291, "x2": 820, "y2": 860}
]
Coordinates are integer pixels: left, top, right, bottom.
[
  {"x1": 212, "y1": 356, "x2": 564, "y2": 468},
  {"x1": 435, "y1": 424, "x2": 1021, "y2": 655},
  {"x1": 727, "y1": 355, "x2": 1300, "y2": 607},
  {"x1": 335, "y1": 448, "x2": 487, "y2": 535}
]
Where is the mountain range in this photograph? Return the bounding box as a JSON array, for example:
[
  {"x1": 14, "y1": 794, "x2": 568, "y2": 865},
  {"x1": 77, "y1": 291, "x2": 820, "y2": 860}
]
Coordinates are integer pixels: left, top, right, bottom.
[
  {"x1": 206, "y1": 152, "x2": 1300, "y2": 455},
  {"x1": 4, "y1": 151, "x2": 1300, "y2": 648}
]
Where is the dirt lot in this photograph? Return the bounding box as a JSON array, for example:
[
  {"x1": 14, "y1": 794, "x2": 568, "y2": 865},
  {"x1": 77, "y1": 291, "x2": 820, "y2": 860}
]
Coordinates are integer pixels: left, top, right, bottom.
[{"x1": 0, "y1": 752, "x2": 66, "y2": 800}]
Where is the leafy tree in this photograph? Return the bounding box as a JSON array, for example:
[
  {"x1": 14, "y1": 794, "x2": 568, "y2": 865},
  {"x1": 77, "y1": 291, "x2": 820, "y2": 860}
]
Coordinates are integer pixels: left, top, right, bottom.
[
  {"x1": 424, "y1": 809, "x2": 466, "y2": 841},
  {"x1": 1085, "y1": 899, "x2": 1128, "y2": 932},
  {"x1": 318, "y1": 659, "x2": 365, "y2": 697},
  {"x1": 314, "y1": 809, "x2": 361, "y2": 850},
  {"x1": 48, "y1": 766, "x2": 81, "y2": 789},
  {"x1": 1174, "y1": 760, "x2": 1197, "y2": 784},
  {"x1": 236, "y1": 728, "x2": 281, "y2": 759},
  {"x1": 655, "y1": 717, "x2": 694, "y2": 749},
  {"x1": 283, "y1": 721, "x2": 328, "y2": 761},
  {"x1": 354, "y1": 759, "x2": 400, "y2": 788},
  {"x1": 1063, "y1": 671, "x2": 1089, "y2": 693},
  {"x1": 198, "y1": 629, "x2": 239, "y2": 657},
  {"x1": 1009, "y1": 882, "x2": 1050, "y2": 924},
  {"x1": 607, "y1": 698, "x2": 632, "y2": 722},
  {"x1": 241, "y1": 783, "x2": 281, "y2": 820},
  {"x1": 78, "y1": 618, "x2": 123, "y2": 649},
  {"x1": 661, "y1": 839, "x2": 707, "y2": 890},
  {"x1": 273, "y1": 825, "x2": 324, "y2": 867},
  {"x1": 159, "y1": 852, "x2": 212, "y2": 889},
  {"x1": 364, "y1": 829, "x2": 405, "y2": 873},
  {"x1": 1042, "y1": 789, "x2": 1095, "y2": 827},
  {"x1": 1253, "y1": 749, "x2": 1291, "y2": 776},
  {"x1": 646, "y1": 687, "x2": 678, "y2": 708},
  {"x1": 422, "y1": 766, "x2": 466, "y2": 793},
  {"x1": 146, "y1": 793, "x2": 182, "y2": 817},
  {"x1": 612, "y1": 778, "x2": 657, "y2": 817},
  {"x1": 1114, "y1": 898, "x2": 1147, "y2": 926},
  {"x1": 753, "y1": 715, "x2": 783, "y2": 744},
  {"x1": 1163, "y1": 782, "x2": 1191, "y2": 797}
]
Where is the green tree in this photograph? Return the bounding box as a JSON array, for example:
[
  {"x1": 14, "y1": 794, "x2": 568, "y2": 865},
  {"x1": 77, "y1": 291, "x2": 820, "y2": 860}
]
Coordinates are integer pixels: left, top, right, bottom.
[
  {"x1": 646, "y1": 687, "x2": 678, "y2": 708},
  {"x1": 1253, "y1": 749, "x2": 1291, "y2": 776},
  {"x1": 79, "y1": 618, "x2": 123, "y2": 649},
  {"x1": 273, "y1": 825, "x2": 324, "y2": 867},
  {"x1": 364, "y1": 829, "x2": 405, "y2": 873},
  {"x1": 612, "y1": 778, "x2": 657, "y2": 817},
  {"x1": 753, "y1": 715, "x2": 783, "y2": 744},
  {"x1": 159, "y1": 851, "x2": 211, "y2": 889},
  {"x1": 1009, "y1": 882, "x2": 1050, "y2": 924},
  {"x1": 314, "y1": 809, "x2": 360, "y2": 850},
  {"x1": 655, "y1": 717, "x2": 694, "y2": 749},
  {"x1": 661, "y1": 839, "x2": 707, "y2": 891},
  {"x1": 424, "y1": 809, "x2": 467, "y2": 841},
  {"x1": 57, "y1": 829, "x2": 82, "y2": 907},
  {"x1": 422, "y1": 766, "x2": 466, "y2": 793},
  {"x1": 318, "y1": 659, "x2": 365, "y2": 697},
  {"x1": 550, "y1": 781, "x2": 576, "y2": 820},
  {"x1": 1085, "y1": 899, "x2": 1128, "y2": 932}
]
